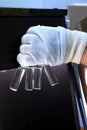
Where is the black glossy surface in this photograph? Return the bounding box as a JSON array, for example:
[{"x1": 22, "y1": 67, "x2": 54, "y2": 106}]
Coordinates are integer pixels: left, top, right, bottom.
[{"x1": 0, "y1": 65, "x2": 77, "y2": 130}]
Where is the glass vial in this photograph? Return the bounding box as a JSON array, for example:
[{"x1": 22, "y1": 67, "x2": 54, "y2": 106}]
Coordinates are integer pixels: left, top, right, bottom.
[
  {"x1": 44, "y1": 65, "x2": 58, "y2": 86},
  {"x1": 33, "y1": 66, "x2": 42, "y2": 90},
  {"x1": 25, "y1": 67, "x2": 34, "y2": 91},
  {"x1": 9, "y1": 67, "x2": 25, "y2": 91}
]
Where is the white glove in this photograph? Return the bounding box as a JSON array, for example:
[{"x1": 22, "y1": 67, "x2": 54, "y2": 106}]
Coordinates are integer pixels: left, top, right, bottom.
[
  {"x1": 17, "y1": 25, "x2": 66, "y2": 67},
  {"x1": 17, "y1": 25, "x2": 87, "y2": 67}
]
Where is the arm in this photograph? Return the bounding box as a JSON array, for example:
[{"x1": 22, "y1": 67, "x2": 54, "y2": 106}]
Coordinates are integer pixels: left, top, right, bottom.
[{"x1": 80, "y1": 47, "x2": 87, "y2": 67}]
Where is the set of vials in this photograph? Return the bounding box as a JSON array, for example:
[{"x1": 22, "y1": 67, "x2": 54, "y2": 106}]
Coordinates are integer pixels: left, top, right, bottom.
[{"x1": 9, "y1": 65, "x2": 58, "y2": 91}]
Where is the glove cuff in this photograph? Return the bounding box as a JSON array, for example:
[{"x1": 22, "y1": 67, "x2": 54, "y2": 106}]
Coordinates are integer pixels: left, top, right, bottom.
[{"x1": 64, "y1": 29, "x2": 87, "y2": 64}]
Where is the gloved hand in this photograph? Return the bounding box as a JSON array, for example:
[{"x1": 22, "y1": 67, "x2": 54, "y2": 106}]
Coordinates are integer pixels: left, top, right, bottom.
[
  {"x1": 17, "y1": 25, "x2": 66, "y2": 67},
  {"x1": 17, "y1": 25, "x2": 87, "y2": 67}
]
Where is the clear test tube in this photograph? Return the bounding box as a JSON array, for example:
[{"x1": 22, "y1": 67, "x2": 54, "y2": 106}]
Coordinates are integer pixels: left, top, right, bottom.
[
  {"x1": 9, "y1": 67, "x2": 25, "y2": 91},
  {"x1": 33, "y1": 66, "x2": 42, "y2": 90},
  {"x1": 44, "y1": 65, "x2": 58, "y2": 86},
  {"x1": 25, "y1": 67, "x2": 34, "y2": 91}
]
